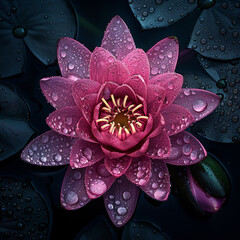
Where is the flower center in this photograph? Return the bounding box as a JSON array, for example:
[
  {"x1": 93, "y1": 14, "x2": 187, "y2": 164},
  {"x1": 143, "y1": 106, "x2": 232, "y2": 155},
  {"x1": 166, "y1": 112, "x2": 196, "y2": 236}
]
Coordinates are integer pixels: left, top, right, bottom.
[{"x1": 96, "y1": 94, "x2": 148, "y2": 140}]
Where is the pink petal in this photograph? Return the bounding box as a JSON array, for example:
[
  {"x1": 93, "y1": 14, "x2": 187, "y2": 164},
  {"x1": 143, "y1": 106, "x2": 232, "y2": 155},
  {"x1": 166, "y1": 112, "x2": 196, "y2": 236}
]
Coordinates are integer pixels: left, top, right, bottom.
[
  {"x1": 187, "y1": 167, "x2": 225, "y2": 213},
  {"x1": 148, "y1": 113, "x2": 165, "y2": 139},
  {"x1": 147, "y1": 37, "x2": 179, "y2": 79},
  {"x1": 165, "y1": 131, "x2": 207, "y2": 165},
  {"x1": 127, "y1": 138, "x2": 149, "y2": 158},
  {"x1": 70, "y1": 138, "x2": 104, "y2": 168},
  {"x1": 57, "y1": 37, "x2": 91, "y2": 79},
  {"x1": 81, "y1": 93, "x2": 97, "y2": 123},
  {"x1": 141, "y1": 160, "x2": 170, "y2": 201},
  {"x1": 113, "y1": 84, "x2": 137, "y2": 103},
  {"x1": 124, "y1": 75, "x2": 147, "y2": 99},
  {"x1": 103, "y1": 60, "x2": 130, "y2": 85},
  {"x1": 101, "y1": 16, "x2": 136, "y2": 60},
  {"x1": 40, "y1": 77, "x2": 76, "y2": 109},
  {"x1": 161, "y1": 104, "x2": 194, "y2": 136},
  {"x1": 103, "y1": 176, "x2": 140, "y2": 227},
  {"x1": 85, "y1": 160, "x2": 116, "y2": 199},
  {"x1": 97, "y1": 81, "x2": 119, "y2": 102},
  {"x1": 149, "y1": 73, "x2": 183, "y2": 109},
  {"x1": 60, "y1": 166, "x2": 90, "y2": 210},
  {"x1": 147, "y1": 84, "x2": 166, "y2": 118},
  {"x1": 173, "y1": 89, "x2": 220, "y2": 122},
  {"x1": 125, "y1": 156, "x2": 151, "y2": 186},
  {"x1": 46, "y1": 106, "x2": 82, "y2": 138},
  {"x1": 91, "y1": 119, "x2": 108, "y2": 146},
  {"x1": 101, "y1": 146, "x2": 126, "y2": 159},
  {"x1": 105, "y1": 156, "x2": 132, "y2": 177},
  {"x1": 21, "y1": 130, "x2": 76, "y2": 166},
  {"x1": 89, "y1": 47, "x2": 116, "y2": 84},
  {"x1": 76, "y1": 117, "x2": 98, "y2": 143},
  {"x1": 122, "y1": 49, "x2": 150, "y2": 83},
  {"x1": 146, "y1": 131, "x2": 171, "y2": 159},
  {"x1": 72, "y1": 79, "x2": 101, "y2": 107}
]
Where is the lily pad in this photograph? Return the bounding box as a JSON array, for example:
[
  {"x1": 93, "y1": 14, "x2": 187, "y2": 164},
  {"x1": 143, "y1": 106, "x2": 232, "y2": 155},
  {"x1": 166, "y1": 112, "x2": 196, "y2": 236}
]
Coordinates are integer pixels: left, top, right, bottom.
[{"x1": 0, "y1": 83, "x2": 34, "y2": 161}]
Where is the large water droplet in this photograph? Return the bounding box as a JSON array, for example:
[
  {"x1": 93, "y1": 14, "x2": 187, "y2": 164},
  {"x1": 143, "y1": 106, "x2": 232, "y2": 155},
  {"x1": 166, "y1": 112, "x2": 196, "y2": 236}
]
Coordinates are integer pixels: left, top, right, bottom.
[
  {"x1": 65, "y1": 191, "x2": 78, "y2": 205},
  {"x1": 193, "y1": 100, "x2": 207, "y2": 112},
  {"x1": 12, "y1": 26, "x2": 27, "y2": 38},
  {"x1": 154, "y1": 189, "x2": 167, "y2": 200},
  {"x1": 117, "y1": 207, "x2": 127, "y2": 216},
  {"x1": 54, "y1": 153, "x2": 62, "y2": 162},
  {"x1": 83, "y1": 148, "x2": 92, "y2": 160},
  {"x1": 122, "y1": 191, "x2": 131, "y2": 200},
  {"x1": 89, "y1": 179, "x2": 107, "y2": 195}
]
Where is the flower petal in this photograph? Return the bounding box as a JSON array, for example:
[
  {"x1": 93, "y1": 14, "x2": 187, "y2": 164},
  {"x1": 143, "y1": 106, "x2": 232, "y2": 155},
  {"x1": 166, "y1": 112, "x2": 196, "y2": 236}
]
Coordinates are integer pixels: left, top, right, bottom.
[
  {"x1": 72, "y1": 79, "x2": 101, "y2": 107},
  {"x1": 103, "y1": 60, "x2": 130, "y2": 85},
  {"x1": 188, "y1": 1, "x2": 240, "y2": 60},
  {"x1": 101, "y1": 146, "x2": 126, "y2": 159},
  {"x1": 129, "y1": 0, "x2": 196, "y2": 29},
  {"x1": 147, "y1": 37, "x2": 179, "y2": 79},
  {"x1": 60, "y1": 166, "x2": 90, "y2": 210},
  {"x1": 147, "y1": 84, "x2": 166, "y2": 118},
  {"x1": 22, "y1": 0, "x2": 76, "y2": 65},
  {"x1": 103, "y1": 176, "x2": 140, "y2": 227},
  {"x1": 127, "y1": 139, "x2": 150, "y2": 158},
  {"x1": 161, "y1": 104, "x2": 194, "y2": 136},
  {"x1": 57, "y1": 37, "x2": 91, "y2": 79},
  {"x1": 165, "y1": 131, "x2": 207, "y2": 165},
  {"x1": 113, "y1": 84, "x2": 137, "y2": 103},
  {"x1": 173, "y1": 89, "x2": 220, "y2": 122},
  {"x1": 145, "y1": 131, "x2": 171, "y2": 159},
  {"x1": 70, "y1": 138, "x2": 104, "y2": 168},
  {"x1": 104, "y1": 156, "x2": 132, "y2": 177},
  {"x1": 89, "y1": 47, "x2": 115, "y2": 83},
  {"x1": 46, "y1": 106, "x2": 82, "y2": 137},
  {"x1": 122, "y1": 49, "x2": 150, "y2": 83},
  {"x1": 21, "y1": 130, "x2": 76, "y2": 166},
  {"x1": 149, "y1": 73, "x2": 183, "y2": 109},
  {"x1": 186, "y1": 167, "x2": 225, "y2": 213},
  {"x1": 76, "y1": 117, "x2": 98, "y2": 143},
  {"x1": 124, "y1": 75, "x2": 147, "y2": 99},
  {"x1": 125, "y1": 156, "x2": 151, "y2": 186},
  {"x1": 97, "y1": 81, "x2": 119, "y2": 102},
  {"x1": 101, "y1": 16, "x2": 136, "y2": 60},
  {"x1": 148, "y1": 113, "x2": 165, "y2": 139},
  {"x1": 81, "y1": 93, "x2": 97, "y2": 123},
  {"x1": 40, "y1": 77, "x2": 76, "y2": 109},
  {"x1": 85, "y1": 160, "x2": 116, "y2": 199},
  {"x1": 141, "y1": 161, "x2": 170, "y2": 201}
]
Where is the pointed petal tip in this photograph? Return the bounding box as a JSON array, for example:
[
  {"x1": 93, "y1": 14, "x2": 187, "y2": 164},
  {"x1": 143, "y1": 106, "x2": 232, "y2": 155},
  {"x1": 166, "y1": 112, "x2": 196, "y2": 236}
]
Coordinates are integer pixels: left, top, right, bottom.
[{"x1": 168, "y1": 36, "x2": 179, "y2": 43}]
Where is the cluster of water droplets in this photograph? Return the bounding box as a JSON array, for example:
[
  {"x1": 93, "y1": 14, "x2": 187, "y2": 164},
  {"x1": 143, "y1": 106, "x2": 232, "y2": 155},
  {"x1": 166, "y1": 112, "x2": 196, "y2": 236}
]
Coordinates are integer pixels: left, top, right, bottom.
[
  {"x1": 21, "y1": 131, "x2": 75, "y2": 166},
  {"x1": 61, "y1": 168, "x2": 90, "y2": 210}
]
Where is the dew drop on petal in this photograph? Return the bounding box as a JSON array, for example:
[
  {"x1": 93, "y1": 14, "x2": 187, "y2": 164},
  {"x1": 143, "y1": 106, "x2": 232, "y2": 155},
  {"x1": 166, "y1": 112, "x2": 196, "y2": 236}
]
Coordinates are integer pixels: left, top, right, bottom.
[
  {"x1": 154, "y1": 189, "x2": 167, "y2": 200},
  {"x1": 68, "y1": 63, "x2": 75, "y2": 70},
  {"x1": 53, "y1": 153, "x2": 62, "y2": 162},
  {"x1": 65, "y1": 191, "x2": 78, "y2": 205},
  {"x1": 193, "y1": 99, "x2": 207, "y2": 112},
  {"x1": 89, "y1": 179, "x2": 107, "y2": 195},
  {"x1": 117, "y1": 207, "x2": 127, "y2": 216},
  {"x1": 60, "y1": 51, "x2": 67, "y2": 58},
  {"x1": 122, "y1": 191, "x2": 131, "y2": 200}
]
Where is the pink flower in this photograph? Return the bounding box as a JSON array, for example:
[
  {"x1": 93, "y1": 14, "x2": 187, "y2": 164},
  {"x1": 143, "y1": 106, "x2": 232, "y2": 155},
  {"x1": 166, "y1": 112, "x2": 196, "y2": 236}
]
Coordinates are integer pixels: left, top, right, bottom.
[{"x1": 21, "y1": 16, "x2": 220, "y2": 227}]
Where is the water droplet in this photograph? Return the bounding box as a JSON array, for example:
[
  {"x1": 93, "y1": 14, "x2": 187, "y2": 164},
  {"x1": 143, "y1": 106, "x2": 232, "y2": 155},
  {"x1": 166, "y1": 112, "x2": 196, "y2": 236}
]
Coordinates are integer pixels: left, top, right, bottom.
[
  {"x1": 54, "y1": 154, "x2": 62, "y2": 162},
  {"x1": 65, "y1": 191, "x2": 78, "y2": 205},
  {"x1": 52, "y1": 92, "x2": 58, "y2": 101},
  {"x1": 182, "y1": 144, "x2": 192, "y2": 155},
  {"x1": 72, "y1": 171, "x2": 81, "y2": 180},
  {"x1": 83, "y1": 148, "x2": 92, "y2": 160},
  {"x1": 193, "y1": 100, "x2": 207, "y2": 112},
  {"x1": 122, "y1": 191, "x2": 131, "y2": 200},
  {"x1": 12, "y1": 26, "x2": 27, "y2": 38},
  {"x1": 108, "y1": 203, "x2": 114, "y2": 210},
  {"x1": 154, "y1": 189, "x2": 167, "y2": 200},
  {"x1": 66, "y1": 117, "x2": 72, "y2": 125},
  {"x1": 89, "y1": 179, "x2": 107, "y2": 195},
  {"x1": 117, "y1": 207, "x2": 127, "y2": 216},
  {"x1": 68, "y1": 63, "x2": 75, "y2": 70},
  {"x1": 40, "y1": 156, "x2": 47, "y2": 163},
  {"x1": 41, "y1": 134, "x2": 49, "y2": 143},
  {"x1": 61, "y1": 51, "x2": 67, "y2": 58},
  {"x1": 151, "y1": 67, "x2": 158, "y2": 75}
]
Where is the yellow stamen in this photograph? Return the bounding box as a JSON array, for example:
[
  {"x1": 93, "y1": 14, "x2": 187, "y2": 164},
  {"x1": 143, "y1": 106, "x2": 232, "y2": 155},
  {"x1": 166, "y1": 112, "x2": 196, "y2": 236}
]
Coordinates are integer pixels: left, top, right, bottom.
[
  {"x1": 111, "y1": 94, "x2": 117, "y2": 107},
  {"x1": 109, "y1": 122, "x2": 115, "y2": 133},
  {"x1": 103, "y1": 115, "x2": 111, "y2": 119},
  {"x1": 130, "y1": 123, "x2": 136, "y2": 134},
  {"x1": 118, "y1": 127, "x2": 122, "y2": 139},
  {"x1": 123, "y1": 95, "x2": 128, "y2": 108},
  {"x1": 117, "y1": 98, "x2": 121, "y2": 107},
  {"x1": 102, "y1": 107, "x2": 111, "y2": 113},
  {"x1": 101, "y1": 97, "x2": 111, "y2": 109},
  {"x1": 132, "y1": 104, "x2": 143, "y2": 113},
  {"x1": 133, "y1": 113, "x2": 141, "y2": 116},
  {"x1": 96, "y1": 118, "x2": 109, "y2": 123},
  {"x1": 128, "y1": 104, "x2": 135, "y2": 111},
  {"x1": 101, "y1": 123, "x2": 110, "y2": 130},
  {"x1": 124, "y1": 127, "x2": 130, "y2": 136},
  {"x1": 136, "y1": 122, "x2": 142, "y2": 128},
  {"x1": 137, "y1": 116, "x2": 149, "y2": 120}
]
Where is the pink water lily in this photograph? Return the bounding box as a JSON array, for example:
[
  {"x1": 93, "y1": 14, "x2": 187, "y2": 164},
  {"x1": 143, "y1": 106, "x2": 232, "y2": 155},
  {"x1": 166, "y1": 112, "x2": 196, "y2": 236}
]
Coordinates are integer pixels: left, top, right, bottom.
[{"x1": 21, "y1": 16, "x2": 220, "y2": 227}]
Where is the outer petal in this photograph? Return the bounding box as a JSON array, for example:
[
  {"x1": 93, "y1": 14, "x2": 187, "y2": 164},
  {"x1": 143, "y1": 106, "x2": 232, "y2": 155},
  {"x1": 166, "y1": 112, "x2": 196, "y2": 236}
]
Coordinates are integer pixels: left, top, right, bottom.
[
  {"x1": 80, "y1": 93, "x2": 97, "y2": 123},
  {"x1": 125, "y1": 156, "x2": 151, "y2": 186},
  {"x1": 101, "y1": 146, "x2": 126, "y2": 159},
  {"x1": 147, "y1": 84, "x2": 166, "y2": 118},
  {"x1": 21, "y1": 130, "x2": 76, "y2": 166},
  {"x1": 174, "y1": 89, "x2": 220, "y2": 122},
  {"x1": 76, "y1": 117, "x2": 98, "y2": 143},
  {"x1": 40, "y1": 77, "x2": 76, "y2": 109},
  {"x1": 147, "y1": 37, "x2": 179, "y2": 79},
  {"x1": 60, "y1": 167, "x2": 90, "y2": 210},
  {"x1": 145, "y1": 131, "x2": 171, "y2": 159},
  {"x1": 72, "y1": 79, "x2": 101, "y2": 107},
  {"x1": 124, "y1": 75, "x2": 147, "y2": 99},
  {"x1": 57, "y1": 37, "x2": 91, "y2": 79},
  {"x1": 85, "y1": 160, "x2": 116, "y2": 199},
  {"x1": 103, "y1": 60, "x2": 130, "y2": 85},
  {"x1": 70, "y1": 138, "x2": 104, "y2": 168},
  {"x1": 187, "y1": 167, "x2": 225, "y2": 213},
  {"x1": 46, "y1": 106, "x2": 82, "y2": 137},
  {"x1": 122, "y1": 49, "x2": 150, "y2": 83},
  {"x1": 148, "y1": 113, "x2": 165, "y2": 139},
  {"x1": 127, "y1": 139, "x2": 149, "y2": 158},
  {"x1": 161, "y1": 104, "x2": 194, "y2": 136},
  {"x1": 89, "y1": 47, "x2": 115, "y2": 83},
  {"x1": 149, "y1": 73, "x2": 183, "y2": 109},
  {"x1": 103, "y1": 176, "x2": 140, "y2": 227},
  {"x1": 104, "y1": 156, "x2": 132, "y2": 177},
  {"x1": 141, "y1": 161, "x2": 170, "y2": 201},
  {"x1": 101, "y1": 16, "x2": 136, "y2": 60},
  {"x1": 165, "y1": 131, "x2": 207, "y2": 165}
]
